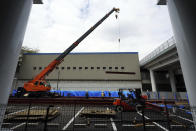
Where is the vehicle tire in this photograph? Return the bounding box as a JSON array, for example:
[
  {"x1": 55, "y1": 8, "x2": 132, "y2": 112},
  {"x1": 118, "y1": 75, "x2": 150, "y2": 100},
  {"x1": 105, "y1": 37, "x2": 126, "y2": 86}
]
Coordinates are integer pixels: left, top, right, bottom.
[{"x1": 116, "y1": 106, "x2": 124, "y2": 112}]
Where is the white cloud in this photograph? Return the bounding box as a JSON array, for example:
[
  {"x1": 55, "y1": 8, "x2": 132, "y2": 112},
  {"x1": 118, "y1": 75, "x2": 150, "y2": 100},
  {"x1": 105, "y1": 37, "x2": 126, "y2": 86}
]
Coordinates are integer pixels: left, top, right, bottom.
[{"x1": 23, "y1": 0, "x2": 173, "y2": 59}]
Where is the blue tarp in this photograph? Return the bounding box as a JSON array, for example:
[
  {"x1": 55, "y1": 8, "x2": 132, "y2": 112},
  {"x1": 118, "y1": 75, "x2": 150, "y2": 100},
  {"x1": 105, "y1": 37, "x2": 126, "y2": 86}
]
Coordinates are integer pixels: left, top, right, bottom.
[
  {"x1": 178, "y1": 105, "x2": 185, "y2": 109},
  {"x1": 158, "y1": 104, "x2": 173, "y2": 109},
  {"x1": 51, "y1": 90, "x2": 120, "y2": 97},
  {"x1": 12, "y1": 90, "x2": 137, "y2": 98},
  {"x1": 12, "y1": 90, "x2": 17, "y2": 96},
  {"x1": 109, "y1": 91, "x2": 119, "y2": 97},
  {"x1": 51, "y1": 90, "x2": 87, "y2": 97}
]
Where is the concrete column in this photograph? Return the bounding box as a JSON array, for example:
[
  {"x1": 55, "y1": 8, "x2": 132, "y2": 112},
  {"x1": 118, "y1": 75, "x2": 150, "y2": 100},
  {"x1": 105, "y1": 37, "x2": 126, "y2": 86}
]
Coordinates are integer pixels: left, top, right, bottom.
[
  {"x1": 0, "y1": 0, "x2": 33, "y2": 128},
  {"x1": 11, "y1": 78, "x2": 18, "y2": 94},
  {"x1": 149, "y1": 69, "x2": 157, "y2": 92},
  {"x1": 169, "y1": 70, "x2": 176, "y2": 92},
  {"x1": 167, "y1": 0, "x2": 196, "y2": 127}
]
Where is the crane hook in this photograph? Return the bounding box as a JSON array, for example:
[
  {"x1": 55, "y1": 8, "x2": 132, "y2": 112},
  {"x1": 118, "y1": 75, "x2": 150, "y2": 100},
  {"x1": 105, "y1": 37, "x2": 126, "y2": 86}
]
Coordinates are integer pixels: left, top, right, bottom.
[{"x1": 115, "y1": 14, "x2": 118, "y2": 19}]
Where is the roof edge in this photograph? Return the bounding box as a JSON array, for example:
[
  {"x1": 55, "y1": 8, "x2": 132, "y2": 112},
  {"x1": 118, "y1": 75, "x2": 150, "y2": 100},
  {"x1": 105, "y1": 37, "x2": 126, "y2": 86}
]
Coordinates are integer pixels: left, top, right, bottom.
[{"x1": 24, "y1": 52, "x2": 138, "y2": 55}]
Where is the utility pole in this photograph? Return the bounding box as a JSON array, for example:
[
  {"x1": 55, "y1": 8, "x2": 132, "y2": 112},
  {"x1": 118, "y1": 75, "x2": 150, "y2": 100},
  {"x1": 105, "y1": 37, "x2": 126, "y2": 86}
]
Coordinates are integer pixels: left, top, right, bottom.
[{"x1": 56, "y1": 70, "x2": 60, "y2": 91}]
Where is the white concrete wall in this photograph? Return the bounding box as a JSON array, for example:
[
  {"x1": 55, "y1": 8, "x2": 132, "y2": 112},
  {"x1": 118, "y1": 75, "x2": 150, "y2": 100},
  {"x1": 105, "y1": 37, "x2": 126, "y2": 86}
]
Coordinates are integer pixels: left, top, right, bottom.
[{"x1": 17, "y1": 53, "x2": 141, "y2": 81}]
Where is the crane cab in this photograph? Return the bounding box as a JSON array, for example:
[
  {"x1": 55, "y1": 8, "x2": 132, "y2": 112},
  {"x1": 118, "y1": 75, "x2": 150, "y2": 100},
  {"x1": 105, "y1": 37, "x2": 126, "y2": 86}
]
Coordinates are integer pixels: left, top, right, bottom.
[
  {"x1": 24, "y1": 80, "x2": 51, "y2": 92},
  {"x1": 16, "y1": 80, "x2": 51, "y2": 97}
]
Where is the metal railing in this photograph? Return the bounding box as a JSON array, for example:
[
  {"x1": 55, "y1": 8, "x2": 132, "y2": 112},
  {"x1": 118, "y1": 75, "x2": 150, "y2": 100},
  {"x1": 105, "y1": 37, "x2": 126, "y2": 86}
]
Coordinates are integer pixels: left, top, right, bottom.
[
  {"x1": 140, "y1": 37, "x2": 176, "y2": 66},
  {"x1": 1, "y1": 100, "x2": 195, "y2": 131}
]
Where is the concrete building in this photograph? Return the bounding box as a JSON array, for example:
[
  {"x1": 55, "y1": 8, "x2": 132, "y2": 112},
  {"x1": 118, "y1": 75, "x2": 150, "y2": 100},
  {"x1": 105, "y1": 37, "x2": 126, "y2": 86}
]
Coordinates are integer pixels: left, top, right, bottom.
[
  {"x1": 140, "y1": 37, "x2": 187, "y2": 99},
  {"x1": 15, "y1": 52, "x2": 142, "y2": 91},
  {"x1": 140, "y1": 37, "x2": 185, "y2": 93}
]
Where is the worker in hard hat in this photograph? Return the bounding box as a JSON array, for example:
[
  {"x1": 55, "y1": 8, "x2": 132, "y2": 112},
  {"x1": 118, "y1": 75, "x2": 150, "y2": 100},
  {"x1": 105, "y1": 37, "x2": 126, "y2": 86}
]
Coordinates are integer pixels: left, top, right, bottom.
[{"x1": 101, "y1": 91, "x2": 105, "y2": 99}]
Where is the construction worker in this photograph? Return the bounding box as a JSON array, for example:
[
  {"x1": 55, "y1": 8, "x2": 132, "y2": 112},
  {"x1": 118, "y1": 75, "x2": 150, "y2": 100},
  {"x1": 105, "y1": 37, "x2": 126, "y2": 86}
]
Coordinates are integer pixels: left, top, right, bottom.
[
  {"x1": 85, "y1": 91, "x2": 89, "y2": 99},
  {"x1": 108, "y1": 91, "x2": 111, "y2": 97},
  {"x1": 101, "y1": 91, "x2": 105, "y2": 98},
  {"x1": 146, "y1": 90, "x2": 150, "y2": 99}
]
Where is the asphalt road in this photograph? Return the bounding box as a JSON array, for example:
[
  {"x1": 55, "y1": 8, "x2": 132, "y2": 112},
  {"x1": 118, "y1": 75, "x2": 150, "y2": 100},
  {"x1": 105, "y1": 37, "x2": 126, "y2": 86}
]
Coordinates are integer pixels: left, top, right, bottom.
[{"x1": 1, "y1": 104, "x2": 195, "y2": 131}]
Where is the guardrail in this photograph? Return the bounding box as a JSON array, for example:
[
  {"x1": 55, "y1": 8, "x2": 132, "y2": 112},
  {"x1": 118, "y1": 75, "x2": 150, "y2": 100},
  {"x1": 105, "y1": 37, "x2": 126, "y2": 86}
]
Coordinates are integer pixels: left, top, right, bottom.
[{"x1": 140, "y1": 36, "x2": 176, "y2": 66}]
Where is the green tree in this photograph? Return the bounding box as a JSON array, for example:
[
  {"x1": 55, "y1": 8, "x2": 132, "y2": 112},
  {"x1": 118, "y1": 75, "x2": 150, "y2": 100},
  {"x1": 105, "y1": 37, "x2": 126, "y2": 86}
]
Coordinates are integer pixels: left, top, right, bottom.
[
  {"x1": 21, "y1": 46, "x2": 39, "y2": 53},
  {"x1": 15, "y1": 46, "x2": 39, "y2": 73}
]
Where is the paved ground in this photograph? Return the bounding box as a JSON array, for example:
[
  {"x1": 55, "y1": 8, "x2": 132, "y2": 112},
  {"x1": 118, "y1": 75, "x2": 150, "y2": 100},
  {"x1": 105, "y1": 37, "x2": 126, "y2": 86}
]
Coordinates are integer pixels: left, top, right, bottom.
[{"x1": 1, "y1": 104, "x2": 195, "y2": 131}]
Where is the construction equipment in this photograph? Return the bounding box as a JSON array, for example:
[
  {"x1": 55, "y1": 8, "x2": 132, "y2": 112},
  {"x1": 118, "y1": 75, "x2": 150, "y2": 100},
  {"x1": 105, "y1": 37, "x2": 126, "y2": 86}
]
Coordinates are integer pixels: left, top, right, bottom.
[
  {"x1": 16, "y1": 8, "x2": 120, "y2": 97},
  {"x1": 113, "y1": 88, "x2": 168, "y2": 112},
  {"x1": 113, "y1": 88, "x2": 146, "y2": 112}
]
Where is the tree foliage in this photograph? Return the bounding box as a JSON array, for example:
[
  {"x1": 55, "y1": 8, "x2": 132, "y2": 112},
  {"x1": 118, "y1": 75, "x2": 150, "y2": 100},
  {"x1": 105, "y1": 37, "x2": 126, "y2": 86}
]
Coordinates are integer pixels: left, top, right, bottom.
[{"x1": 21, "y1": 46, "x2": 39, "y2": 53}]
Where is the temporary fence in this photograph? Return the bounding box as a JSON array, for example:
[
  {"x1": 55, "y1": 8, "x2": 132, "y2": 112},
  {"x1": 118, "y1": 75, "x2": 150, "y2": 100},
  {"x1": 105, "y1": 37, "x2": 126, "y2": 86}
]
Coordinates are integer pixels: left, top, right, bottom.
[{"x1": 142, "y1": 92, "x2": 188, "y2": 100}]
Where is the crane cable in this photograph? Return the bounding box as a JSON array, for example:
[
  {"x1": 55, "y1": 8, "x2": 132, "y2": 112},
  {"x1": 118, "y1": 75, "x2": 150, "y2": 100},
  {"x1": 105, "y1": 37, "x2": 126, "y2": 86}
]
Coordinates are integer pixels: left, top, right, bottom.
[{"x1": 115, "y1": 12, "x2": 121, "y2": 52}]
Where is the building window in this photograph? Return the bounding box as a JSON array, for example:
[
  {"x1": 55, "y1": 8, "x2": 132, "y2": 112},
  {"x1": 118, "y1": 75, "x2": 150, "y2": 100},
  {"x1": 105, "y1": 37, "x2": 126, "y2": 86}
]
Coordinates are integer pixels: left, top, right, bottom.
[
  {"x1": 73, "y1": 67, "x2": 76, "y2": 70},
  {"x1": 33, "y1": 67, "x2": 36, "y2": 70},
  {"x1": 109, "y1": 67, "x2": 112, "y2": 70},
  {"x1": 115, "y1": 67, "x2": 118, "y2": 70},
  {"x1": 121, "y1": 67, "x2": 125, "y2": 70},
  {"x1": 97, "y1": 67, "x2": 100, "y2": 70},
  {"x1": 79, "y1": 67, "x2": 82, "y2": 70},
  {"x1": 61, "y1": 67, "x2": 64, "y2": 70},
  {"x1": 103, "y1": 67, "x2": 106, "y2": 70},
  {"x1": 85, "y1": 67, "x2": 88, "y2": 70},
  {"x1": 56, "y1": 67, "x2": 59, "y2": 69},
  {"x1": 39, "y1": 67, "x2": 42, "y2": 70},
  {"x1": 67, "y1": 67, "x2": 71, "y2": 70},
  {"x1": 91, "y1": 67, "x2": 94, "y2": 70}
]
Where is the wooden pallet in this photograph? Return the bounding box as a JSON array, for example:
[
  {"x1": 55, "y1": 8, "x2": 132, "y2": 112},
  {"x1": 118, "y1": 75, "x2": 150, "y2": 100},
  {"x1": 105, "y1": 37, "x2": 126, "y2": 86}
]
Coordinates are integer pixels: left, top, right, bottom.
[
  {"x1": 80, "y1": 109, "x2": 116, "y2": 118},
  {"x1": 4, "y1": 108, "x2": 60, "y2": 121}
]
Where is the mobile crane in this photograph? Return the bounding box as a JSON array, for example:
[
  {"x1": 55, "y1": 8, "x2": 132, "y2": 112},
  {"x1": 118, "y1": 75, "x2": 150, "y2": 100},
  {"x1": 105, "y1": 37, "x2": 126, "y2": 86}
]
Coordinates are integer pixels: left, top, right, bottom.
[{"x1": 16, "y1": 8, "x2": 120, "y2": 97}]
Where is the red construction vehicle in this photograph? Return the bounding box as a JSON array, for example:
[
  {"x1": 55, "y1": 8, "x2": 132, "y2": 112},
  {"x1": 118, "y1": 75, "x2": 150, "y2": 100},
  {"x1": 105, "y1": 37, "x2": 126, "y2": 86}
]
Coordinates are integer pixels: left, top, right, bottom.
[
  {"x1": 16, "y1": 8, "x2": 120, "y2": 97},
  {"x1": 113, "y1": 88, "x2": 147, "y2": 112},
  {"x1": 113, "y1": 88, "x2": 166, "y2": 112}
]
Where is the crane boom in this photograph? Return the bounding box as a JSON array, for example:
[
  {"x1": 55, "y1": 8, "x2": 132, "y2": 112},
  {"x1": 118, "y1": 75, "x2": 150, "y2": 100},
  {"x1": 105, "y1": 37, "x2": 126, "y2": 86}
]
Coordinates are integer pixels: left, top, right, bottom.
[
  {"x1": 22, "y1": 8, "x2": 119, "y2": 94},
  {"x1": 31, "y1": 8, "x2": 119, "y2": 82}
]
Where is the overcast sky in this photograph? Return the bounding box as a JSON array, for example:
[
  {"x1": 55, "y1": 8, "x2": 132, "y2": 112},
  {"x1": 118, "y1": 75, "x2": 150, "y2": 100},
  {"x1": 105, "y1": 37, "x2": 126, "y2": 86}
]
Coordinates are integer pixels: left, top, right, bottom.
[{"x1": 23, "y1": 0, "x2": 173, "y2": 60}]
